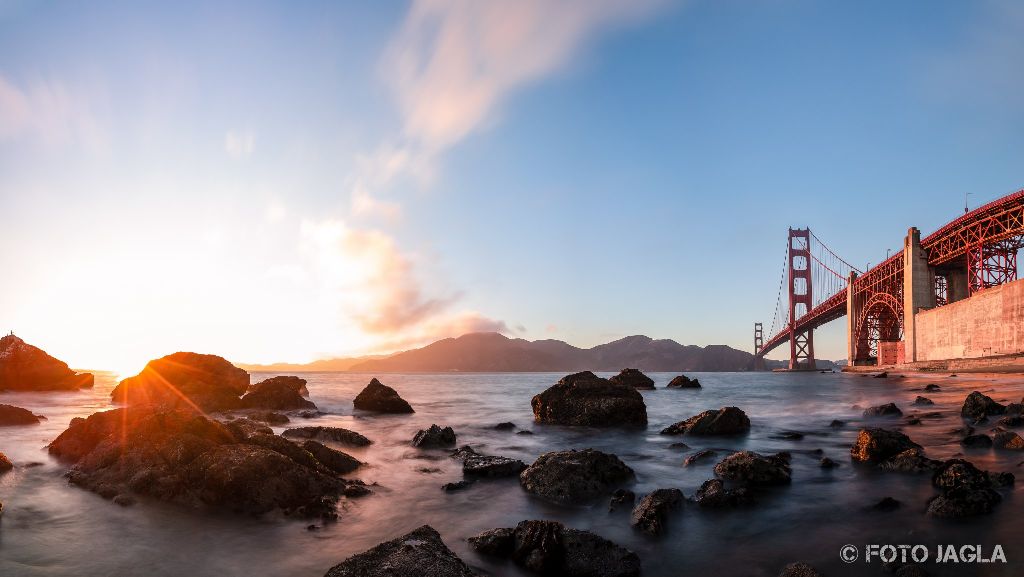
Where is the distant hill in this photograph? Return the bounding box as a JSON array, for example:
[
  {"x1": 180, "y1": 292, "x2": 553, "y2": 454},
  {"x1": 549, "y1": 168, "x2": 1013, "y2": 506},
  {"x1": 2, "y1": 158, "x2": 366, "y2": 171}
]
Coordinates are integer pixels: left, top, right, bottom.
[{"x1": 238, "y1": 355, "x2": 391, "y2": 373}]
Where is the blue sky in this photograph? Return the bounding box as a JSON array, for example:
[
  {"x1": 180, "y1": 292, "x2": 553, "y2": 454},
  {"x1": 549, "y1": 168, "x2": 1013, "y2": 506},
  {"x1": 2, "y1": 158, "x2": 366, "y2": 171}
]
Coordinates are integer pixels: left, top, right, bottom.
[{"x1": 1, "y1": 0, "x2": 1022, "y2": 372}]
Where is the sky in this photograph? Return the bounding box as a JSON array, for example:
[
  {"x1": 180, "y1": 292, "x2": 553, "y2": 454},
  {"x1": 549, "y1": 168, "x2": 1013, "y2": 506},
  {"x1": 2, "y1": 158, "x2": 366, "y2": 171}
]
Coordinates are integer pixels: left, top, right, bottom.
[{"x1": 1, "y1": 0, "x2": 1022, "y2": 375}]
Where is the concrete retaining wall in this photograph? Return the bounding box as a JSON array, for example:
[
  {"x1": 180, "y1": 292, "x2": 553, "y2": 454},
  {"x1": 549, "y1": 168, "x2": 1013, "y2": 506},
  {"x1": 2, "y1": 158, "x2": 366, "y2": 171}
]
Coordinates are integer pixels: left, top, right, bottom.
[{"x1": 914, "y1": 277, "x2": 1024, "y2": 361}]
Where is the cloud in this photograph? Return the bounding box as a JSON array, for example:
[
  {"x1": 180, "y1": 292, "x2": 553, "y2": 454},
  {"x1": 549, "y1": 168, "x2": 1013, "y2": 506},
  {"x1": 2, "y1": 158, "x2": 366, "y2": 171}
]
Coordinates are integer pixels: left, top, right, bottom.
[
  {"x1": 0, "y1": 73, "x2": 106, "y2": 151},
  {"x1": 224, "y1": 130, "x2": 255, "y2": 159}
]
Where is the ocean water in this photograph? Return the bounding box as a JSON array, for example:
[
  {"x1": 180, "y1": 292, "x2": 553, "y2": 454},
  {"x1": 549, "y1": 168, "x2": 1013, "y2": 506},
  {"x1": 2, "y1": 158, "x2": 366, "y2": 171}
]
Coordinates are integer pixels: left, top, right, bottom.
[{"x1": 1, "y1": 370, "x2": 1022, "y2": 577}]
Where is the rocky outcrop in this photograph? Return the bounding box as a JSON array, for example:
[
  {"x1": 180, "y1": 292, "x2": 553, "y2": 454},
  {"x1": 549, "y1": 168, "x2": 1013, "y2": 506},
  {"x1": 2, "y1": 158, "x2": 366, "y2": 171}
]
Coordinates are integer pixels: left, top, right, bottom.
[
  {"x1": 519, "y1": 449, "x2": 635, "y2": 504},
  {"x1": 301, "y1": 441, "x2": 361, "y2": 475},
  {"x1": 449, "y1": 445, "x2": 525, "y2": 477},
  {"x1": 281, "y1": 426, "x2": 371, "y2": 447},
  {"x1": 609, "y1": 368, "x2": 655, "y2": 390},
  {"x1": 531, "y1": 371, "x2": 647, "y2": 426},
  {"x1": 630, "y1": 488, "x2": 683, "y2": 535},
  {"x1": 0, "y1": 404, "x2": 43, "y2": 426},
  {"x1": 713, "y1": 451, "x2": 791, "y2": 486},
  {"x1": 692, "y1": 478, "x2": 752, "y2": 507},
  {"x1": 413, "y1": 425, "x2": 456, "y2": 448},
  {"x1": 48, "y1": 407, "x2": 360, "y2": 518},
  {"x1": 863, "y1": 402, "x2": 902, "y2": 417},
  {"x1": 468, "y1": 520, "x2": 640, "y2": 577},
  {"x1": 961, "y1": 391, "x2": 1005, "y2": 420},
  {"x1": 850, "y1": 428, "x2": 921, "y2": 463},
  {"x1": 353, "y1": 378, "x2": 414, "y2": 413},
  {"x1": 110, "y1": 352, "x2": 249, "y2": 411},
  {"x1": 661, "y1": 406, "x2": 750, "y2": 436},
  {"x1": 666, "y1": 374, "x2": 701, "y2": 388},
  {"x1": 248, "y1": 375, "x2": 309, "y2": 397},
  {"x1": 0, "y1": 334, "x2": 94, "y2": 391},
  {"x1": 240, "y1": 377, "x2": 316, "y2": 411},
  {"x1": 324, "y1": 525, "x2": 477, "y2": 577},
  {"x1": 926, "y1": 459, "x2": 1010, "y2": 518}
]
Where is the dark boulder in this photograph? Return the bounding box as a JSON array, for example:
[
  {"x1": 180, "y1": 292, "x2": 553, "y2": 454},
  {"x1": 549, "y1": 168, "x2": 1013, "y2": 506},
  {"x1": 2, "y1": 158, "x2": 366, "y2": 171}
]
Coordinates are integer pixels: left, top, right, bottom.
[
  {"x1": 819, "y1": 457, "x2": 839, "y2": 469},
  {"x1": 630, "y1": 488, "x2": 683, "y2": 535},
  {"x1": 353, "y1": 378, "x2": 413, "y2": 414},
  {"x1": 666, "y1": 374, "x2": 701, "y2": 388},
  {"x1": 324, "y1": 525, "x2": 477, "y2": 577},
  {"x1": 661, "y1": 406, "x2": 750, "y2": 436},
  {"x1": 247, "y1": 375, "x2": 308, "y2": 397},
  {"x1": 684, "y1": 449, "x2": 716, "y2": 466},
  {"x1": 998, "y1": 414, "x2": 1024, "y2": 428},
  {"x1": 691, "y1": 478, "x2": 752, "y2": 507},
  {"x1": 913, "y1": 396, "x2": 934, "y2": 406},
  {"x1": 863, "y1": 402, "x2": 902, "y2": 417},
  {"x1": 413, "y1": 425, "x2": 457, "y2": 448},
  {"x1": 494, "y1": 421, "x2": 516, "y2": 430},
  {"x1": 850, "y1": 428, "x2": 921, "y2": 463},
  {"x1": 927, "y1": 485, "x2": 1002, "y2": 518},
  {"x1": 0, "y1": 451, "x2": 12, "y2": 473},
  {"x1": 713, "y1": 451, "x2": 791, "y2": 486},
  {"x1": 0, "y1": 334, "x2": 94, "y2": 391},
  {"x1": 872, "y1": 496, "x2": 901, "y2": 511},
  {"x1": 222, "y1": 417, "x2": 273, "y2": 440},
  {"x1": 932, "y1": 459, "x2": 993, "y2": 490},
  {"x1": 608, "y1": 489, "x2": 636, "y2": 512},
  {"x1": 992, "y1": 429, "x2": 1024, "y2": 450},
  {"x1": 449, "y1": 445, "x2": 526, "y2": 477},
  {"x1": 467, "y1": 527, "x2": 515, "y2": 557},
  {"x1": 609, "y1": 368, "x2": 655, "y2": 390},
  {"x1": 779, "y1": 562, "x2": 822, "y2": 577},
  {"x1": 961, "y1": 433, "x2": 993, "y2": 448},
  {"x1": 281, "y1": 426, "x2": 371, "y2": 447},
  {"x1": 301, "y1": 441, "x2": 361, "y2": 475},
  {"x1": 924, "y1": 384, "x2": 941, "y2": 392},
  {"x1": 877, "y1": 449, "x2": 942, "y2": 473},
  {"x1": 961, "y1": 391, "x2": 1005, "y2": 420},
  {"x1": 520, "y1": 449, "x2": 635, "y2": 504},
  {"x1": 442, "y1": 480, "x2": 475, "y2": 492},
  {"x1": 531, "y1": 371, "x2": 647, "y2": 427},
  {"x1": 247, "y1": 411, "x2": 290, "y2": 425},
  {"x1": 829, "y1": 419, "x2": 845, "y2": 428},
  {"x1": 111, "y1": 352, "x2": 249, "y2": 411},
  {"x1": 240, "y1": 377, "x2": 316, "y2": 411},
  {"x1": 0, "y1": 404, "x2": 43, "y2": 426}
]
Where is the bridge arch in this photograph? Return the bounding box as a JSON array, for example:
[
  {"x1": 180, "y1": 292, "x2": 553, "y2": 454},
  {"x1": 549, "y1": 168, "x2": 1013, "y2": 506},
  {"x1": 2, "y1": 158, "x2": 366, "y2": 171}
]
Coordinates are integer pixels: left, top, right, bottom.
[{"x1": 854, "y1": 292, "x2": 903, "y2": 363}]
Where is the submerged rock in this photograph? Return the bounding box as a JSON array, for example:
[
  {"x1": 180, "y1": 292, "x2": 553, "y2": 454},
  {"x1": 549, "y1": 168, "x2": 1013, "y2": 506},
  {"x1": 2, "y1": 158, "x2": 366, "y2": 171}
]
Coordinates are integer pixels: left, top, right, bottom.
[
  {"x1": 863, "y1": 402, "x2": 902, "y2": 417},
  {"x1": 871, "y1": 496, "x2": 901, "y2": 511},
  {"x1": 494, "y1": 421, "x2": 516, "y2": 430},
  {"x1": 850, "y1": 428, "x2": 921, "y2": 463},
  {"x1": 111, "y1": 352, "x2": 249, "y2": 411},
  {"x1": 240, "y1": 377, "x2": 316, "y2": 411},
  {"x1": 778, "y1": 562, "x2": 822, "y2": 577},
  {"x1": 0, "y1": 334, "x2": 94, "y2": 392},
  {"x1": 713, "y1": 451, "x2": 791, "y2": 486},
  {"x1": 961, "y1": 433, "x2": 993, "y2": 448},
  {"x1": 412, "y1": 425, "x2": 457, "y2": 448},
  {"x1": 924, "y1": 384, "x2": 941, "y2": 392},
  {"x1": 353, "y1": 378, "x2": 414, "y2": 414},
  {"x1": 0, "y1": 404, "x2": 43, "y2": 426},
  {"x1": 281, "y1": 426, "x2": 371, "y2": 447},
  {"x1": 519, "y1": 449, "x2": 635, "y2": 504},
  {"x1": 684, "y1": 449, "x2": 716, "y2": 466},
  {"x1": 913, "y1": 396, "x2": 934, "y2": 406},
  {"x1": 469, "y1": 520, "x2": 640, "y2": 577},
  {"x1": 609, "y1": 489, "x2": 636, "y2": 511},
  {"x1": 998, "y1": 415, "x2": 1024, "y2": 428},
  {"x1": 961, "y1": 391, "x2": 1005, "y2": 420},
  {"x1": 630, "y1": 488, "x2": 683, "y2": 535},
  {"x1": 666, "y1": 374, "x2": 701, "y2": 388},
  {"x1": 324, "y1": 525, "x2": 477, "y2": 577},
  {"x1": 692, "y1": 478, "x2": 752, "y2": 507},
  {"x1": 531, "y1": 371, "x2": 647, "y2": 427},
  {"x1": 609, "y1": 368, "x2": 655, "y2": 390},
  {"x1": 661, "y1": 406, "x2": 750, "y2": 436},
  {"x1": 442, "y1": 480, "x2": 475, "y2": 492}
]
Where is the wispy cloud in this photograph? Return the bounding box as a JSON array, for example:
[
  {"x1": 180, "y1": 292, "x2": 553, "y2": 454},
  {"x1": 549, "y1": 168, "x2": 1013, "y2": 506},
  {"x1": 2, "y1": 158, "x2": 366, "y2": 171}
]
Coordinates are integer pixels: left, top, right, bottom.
[
  {"x1": 0, "y1": 73, "x2": 107, "y2": 151},
  {"x1": 224, "y1": 129, "x2": 256, "y2": 159}
]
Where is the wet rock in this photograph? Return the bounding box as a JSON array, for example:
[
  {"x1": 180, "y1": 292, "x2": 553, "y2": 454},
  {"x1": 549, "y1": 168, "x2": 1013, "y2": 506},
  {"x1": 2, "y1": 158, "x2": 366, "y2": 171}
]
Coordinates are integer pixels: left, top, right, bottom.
[
  {"x1": 932, "y1": 459, "x2": 992, "y2": 490},
  {"x1": 874, "y1": 372, "x2": 888, "y2": 378},
  {"x1": 467, "y1": 527, "x2": 515, "y2": 557},
  {"x1": 872, "y1": 496, "x2": 901, "y2": 511},
  {"x1": 516, "y1": 430, "x2": 534, "y2": 435},
  {"x1": 927, "y1": 485, "x2": 1002, "y2": 518},
  {"x1": 0, "y1": 334, "x2": 94, "y2": 391},
  {"x1": 692, "y1": 478, "x2": 752, "y2": 507},
  {"x1": 449, "y1": 445, "x2": 480, "y2": 461},
  {"x1": 669, "y1": 442, "x2": 690, "y2": 450},
  {"x1": 774, "y1": 431, "x2": 805, "y2": 440},
  {"x1": 713, "y1": 451, "x2": 791, "y2": 486},
  {"x1": 904, "y1": 417, "x2": 922, "y2": 426},
  {"x1": 630, "y1": 488, "x2": 683, "y2": 535},
  {"x1": 353, "y1": 378, "x2": 414, "y2": 414},
  {"x1": 661, "y1": 406, "x2": 750, "y2": 436},
  {"x1": 877, "y1": 449, "x2": 942, "y2": 473},
  {"x1": 247, "y1": 410, "x2": 290, "y2": 425},
  {"x1": 924, "y1": 384, "x2": 941, "y2": 392},
  {"x1": 323, "y1": 525, "x2": 477, "y2": 577},
  {"x1": 863, "y1": 402, "x2": 903, "y2": 417},
  {"x1": 0, "y1": 452, "x2": 12, "y2": 473},
  {"x1": 245, "y1": 433, "x2": 325, "y2": 472},
  {"x1": 1005, "y1": 402, "x2": 1024, "y2": 415},
  {"x1": 442, "y1": 479, "x2": 475, "y2": 492},
  {"x1": 412, "y1": 425, "x2": 457, "y2": 448},
  {"x1": 779, "y1": 562, "x2": 822, "y2": 577},
  {"x1": 282, "y1": 426, "x2": 371, "y2": 447},
  {"x1": 913, "y1": 396, "x2": 934, "y2": 406},
  {"x1": 894, "y1": 565, "x2": 930, "y2": 577},
  {"x1": 531, "y1": 371, "x2": 647, "y2": 427},
  {"x1": 667, "y1": 374, "x2": 701, "y2": 388},
  {"x1": 609, "y1": 368, "x2": 655, "y2": 390},
  {"x1": 829, "y1": 419, "x2": 845, "y2": 428},
  {"x1": 998, "y1": 415, "x2": 1024, "y2": 428},
  {"x1": 820, "y1": 457, "x2": 839, "y2": 469},
  {"x1": 111, "y1": 352, "x2": 249, "y2": 411},
  {"x1": 417, "y1": 467, "x2": 442, "y2": 473},
  {"x1": 464, "y1": 454, "x2": 527, "y2": 478},
  {"x1": 301, "y1": 441, "x2": 361, "y2": 475},
  {"x1": 992, "y1": 429, "x2": 1024, "y2": 450},
  {"x1": 850, "y1": 428, "x2": 922, "y2": 463},
  {"x1": 240, "y1": 377, "x2": 316, "y2": 411},
  {"x1": 0, "y1": 404, "x2": 43, "y2": 426},
  {"x1": 684, "y1": 449, "x2": 716, "y2": 466},
  {"x1": 520, "y1": 449, "x2": 635, "y2": 504},
  {"x1": 494, "y1": 421, "x2": 516, "y2": 430},
  {"x1": 961, "y1": 391, "x2": 1005, "y2": 420},
  {"x1": 961, "y1": 434, "x2": 993, "y2": 448},
  {"x1": 609, "y1": 489, "x2": 635, "y2": 511},
  {"x1": 469, "y1": 520, "x2": 640, "y2": 577}
]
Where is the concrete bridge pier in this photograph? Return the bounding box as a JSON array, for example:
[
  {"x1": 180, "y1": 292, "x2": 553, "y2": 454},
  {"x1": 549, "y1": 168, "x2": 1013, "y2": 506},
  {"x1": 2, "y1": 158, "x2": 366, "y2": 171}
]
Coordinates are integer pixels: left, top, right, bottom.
[{"x1": 903, "y1": 227, "x2": 936, "y2": 363}]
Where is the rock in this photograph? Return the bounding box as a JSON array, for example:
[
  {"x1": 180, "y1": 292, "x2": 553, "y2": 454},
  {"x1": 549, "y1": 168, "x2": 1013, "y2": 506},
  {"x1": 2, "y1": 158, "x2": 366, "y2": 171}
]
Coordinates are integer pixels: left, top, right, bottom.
[
  {"x1": 247, "y1": 411, "x2": 290, "y2": 425},
  {"x1": 692, "y1": 478, "x2": 752, "y2": 507},
  {"x1": 913, "y1": 396, "x2": 934, "y2": 406},
  {"x1": 247, "y1": 375, "x2": 308, "y2": 397},
  {"x1": 713, "y1": 451, "x2": 791, "y2": 486},
  {"x1": 927, "y1": 485, "x2": 1002, "y2": 518},
  {"x1": 412, "y1": 425, "x2": 457, "y2": 448},
  {"x1": 992, "y1": 430, "x2": 1024, "y2": 450},
  {"x1": 828, "y1": 419, "x2": 845, "y2": 428},
  {"x1": 0, "y1": 334, "x2": 94, "y2": 391},
  {"x1": 245, "y1": 433, "x2": 326, "y2": 472},
  {"x1": 609, "y1": 368, "x2": 655, "y2": 390},
  {"x1": 494, "y1": 421, "x2": 516, "y2": 430},
  {"x1": 894, "y1": 565, "x2": 930, "y2": 577},
  {"x1": 281, "y1": 426, "x2": 371, "y2": 447},
  {"x1": 464, "y1": 454, "x2": 527, "y2": 478},
  {"x1": 353, "y1": 378, "x2": 414, "y2": 414},
  {"x1": 0, "y1": 404, "x2": 43, "y2": 426},
  {"x1": 874, "y1": 371, "x2": 888, "y2": 378},
  {"x1": 684, "y1": 449, "x2": 716, "y2": 466},
  {"x1": 850, "y1": 428, "x2": 921, "y2": 463},
  {"x1": 449, "y1": 445, "x2": 480, "y2": 461},
  {"x1": 961, "y1": 434, "x2": 993, "y2": 448},
  {"x1": 904, "y1": 417, "x2": 922, "y2": 426},
  {"x1": 961, "y1": 391, "x2": 1005, "y2": 420},
  {"x1": 301, "y1": 441, "x2": 361, "y2": 475},
  {"x1": 608, "y1": 489, "x2": 635, "y2": 511},
  {"x1": 531, "y1": 371, "x2": 647, "y2": 427},
  {"x1": 774, "y1": 431, "x2": 805, "y2": 440},
  {"x1": 323, "y1": 525, "x2": 477, "y2": 577},
  {"x1": 111, "y1": 352, "x2": 249, "y2": 411},
  {"x1": 932, "y1": 459, "x2": 992, "y2": 490},
  {"x1": 48, "y1": 407, "x2": 346, "y2": 517},
  {"x1": 778, "y1": 562, "x2": 822, "y2": 577},
  {"x1": 820, "y1": 457, "x2": 839, "y2": 469},
  {"x1": 519, "y1": 449, "x2": 635, "y2": 504},
  {"x1": 661, "y1": 406, "x2": 750, "y2": 436},
  {"x1": 872, "y1": 496, "x2": 901, "y2": 511},
  {"x1": 442, "y1": 480, "x2": 475, "y2": 492},
  {"x1": 924, "y1": 384, "x2": 941, "y2": 392},
  {"x1": 240, "y1": 377, "x2": 316, "y2": 411},
  {"x1": 863, "y1": 402, "x2": 903, "y2": 417},
  {"x1": 997, "y1": 415, "x2": 1024, "y2": 427},
  {"x1": 877, "y1": 449, "x2": 942, "y2": 473},
  {"x1": 630, "y1": 488, "x2": 683, "y2": 535},
  {"x1": 469, "y1": 520, "x2": 640, "y2": 577},
  {"x1": 516, "y1": 430, "x2": 534, "y2": 435},
  {"x1": 0, "y1": 452, "x2": 12, "y2": 473},
  {"x1": 667, "y1": 374, "x2": 701, "y2": 388}
]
